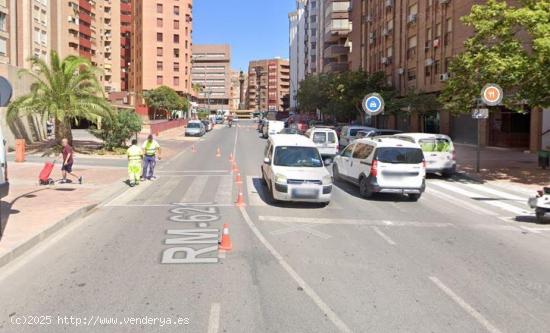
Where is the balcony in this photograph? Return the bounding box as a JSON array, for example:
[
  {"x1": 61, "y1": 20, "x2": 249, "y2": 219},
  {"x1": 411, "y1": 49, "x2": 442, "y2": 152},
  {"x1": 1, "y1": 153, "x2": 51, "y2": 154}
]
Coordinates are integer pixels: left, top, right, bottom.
[
  {"x1": 324, "y1": 44, "x2": 349, "y2": 58},
  {"x1": 324, "y1": 20, "x2": 351, "y2": 42},
  {"x1": 325, "y1": 1, "x2": 350, "y2": 17},
  {"x1": 323, "y1": 61, "x2": 348, "y2": 73}
]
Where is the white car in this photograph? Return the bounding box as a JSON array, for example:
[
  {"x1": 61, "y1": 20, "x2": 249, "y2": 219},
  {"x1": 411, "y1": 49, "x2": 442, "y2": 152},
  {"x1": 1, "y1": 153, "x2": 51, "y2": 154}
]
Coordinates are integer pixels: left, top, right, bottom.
[
  {"x1": 261, "y1": 135, "x2": 333, "y2": 205},
  {"x1": 262, "y1": 120, "x2": 285, "y2": 138},
  {"x1": 394, "y1": 133, "x2": 456, "y2": 177},
  {"x1": 333, "y1": 137, "x2": 426, "y2": 201},
  {"x1": 339, "y1": 125, "x2": 376, "y2": 148},
  {"x1": 305, "y1": 127, "x2": 339, "y2": 158}
]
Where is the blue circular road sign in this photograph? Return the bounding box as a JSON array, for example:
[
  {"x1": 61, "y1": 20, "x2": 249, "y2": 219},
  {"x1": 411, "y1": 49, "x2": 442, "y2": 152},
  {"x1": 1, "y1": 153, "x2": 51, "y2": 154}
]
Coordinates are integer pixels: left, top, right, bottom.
[{"x1": 362, "y1": 93, "x2": 385, "y2": 116}]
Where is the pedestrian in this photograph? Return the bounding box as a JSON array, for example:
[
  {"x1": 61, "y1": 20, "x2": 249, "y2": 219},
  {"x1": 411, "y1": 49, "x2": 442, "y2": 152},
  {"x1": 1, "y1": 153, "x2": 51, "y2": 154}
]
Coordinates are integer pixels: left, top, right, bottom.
[
  {"x1": 141, "y1": 134, "x2": 161, "y2": 181},
  {"x1": 46, "y1": 118, "x2": 54, "y2": 138},
  {"x1": 59, "y1": 138, "x2": 82, "y2": 184},
  {"x1": 127, "y1": 139, "x2": 143, "y2": 187}
]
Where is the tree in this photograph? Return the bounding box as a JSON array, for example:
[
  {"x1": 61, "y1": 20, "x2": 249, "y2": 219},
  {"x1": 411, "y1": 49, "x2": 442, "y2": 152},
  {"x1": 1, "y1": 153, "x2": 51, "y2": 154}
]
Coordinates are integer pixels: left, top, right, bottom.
[
  {"x1": 7, "y1": 51, "x2": 114, "y2": 144},
  {"x1": 439, "y1": 0, "x2": 550, "y2": 113},
  {"x1": 143, "y1": 86, "x2": 188, "y2": 119},
  {"x1": 90, "y1": 109, "x2": 142, "y2": 150}
]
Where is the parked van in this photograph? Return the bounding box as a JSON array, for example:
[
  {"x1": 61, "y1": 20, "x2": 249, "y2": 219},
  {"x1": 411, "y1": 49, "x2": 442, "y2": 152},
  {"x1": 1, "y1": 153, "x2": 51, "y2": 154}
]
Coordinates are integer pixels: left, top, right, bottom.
[
  {"x1": 333, "y1": 137, "x2": 426, "y2": 201},
  {"x1": 339, "y1": 126, "x2": 376, "y2": 148},
  {"x1": 394, "y1": 133, "x2": 456, "y2": 177},
  {"x1": 305, "y1": 127, "x2": 339, "y2": 158},
  {"x1": 261, "y1": 134, "x2": 332, "y2": 205},
  {"x1": 0, "y1": 126, "x2": 9, "y2": 200},
  {"x1": 262, "y1": 120, "x2": 285, "y2": 138}
]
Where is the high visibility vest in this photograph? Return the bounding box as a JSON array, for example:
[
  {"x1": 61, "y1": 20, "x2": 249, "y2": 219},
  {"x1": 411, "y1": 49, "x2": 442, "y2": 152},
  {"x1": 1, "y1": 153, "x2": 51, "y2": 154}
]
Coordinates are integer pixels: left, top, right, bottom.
[
  {"x1": 144, "y1": 140, "x2": 159, "y2": 156},
  {"x1": 127, "y1": 145, "x2": 142, "y2": 161}
]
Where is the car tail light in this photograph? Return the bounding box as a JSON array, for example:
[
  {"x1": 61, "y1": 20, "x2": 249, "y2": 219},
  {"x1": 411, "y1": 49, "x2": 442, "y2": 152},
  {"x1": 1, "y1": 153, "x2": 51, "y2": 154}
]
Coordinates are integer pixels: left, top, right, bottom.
[{"x1": 370, "y1": 159, "x2": 378, "y2": 177}]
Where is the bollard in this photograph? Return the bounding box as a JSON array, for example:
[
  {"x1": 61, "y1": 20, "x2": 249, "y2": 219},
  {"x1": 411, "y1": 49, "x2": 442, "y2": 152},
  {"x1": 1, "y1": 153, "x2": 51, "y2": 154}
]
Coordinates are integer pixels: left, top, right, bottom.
[{"x1": 15, "y1": 139, "x2": 26, "y2": 163}]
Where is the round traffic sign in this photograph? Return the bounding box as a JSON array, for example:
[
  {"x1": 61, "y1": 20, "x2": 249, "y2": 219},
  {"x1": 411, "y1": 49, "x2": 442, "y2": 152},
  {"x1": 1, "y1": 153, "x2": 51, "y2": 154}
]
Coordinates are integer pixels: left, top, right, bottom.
[
  {"x1": 0, "y1": 76, "x2": 13, "y2": 107},
  {"x1": 481, "y1": 84, "x2": 503, "y2": 106},
  {"x1": 362, "y1": 93, "x2": 384, "y2": 116}
]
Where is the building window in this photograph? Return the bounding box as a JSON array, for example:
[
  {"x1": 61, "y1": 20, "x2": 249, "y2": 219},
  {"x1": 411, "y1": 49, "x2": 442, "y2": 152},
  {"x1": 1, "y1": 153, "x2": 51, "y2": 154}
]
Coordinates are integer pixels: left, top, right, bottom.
[
  {"x1": 157, "y1": 47, "x2": 163, "y2": 56},
  {"x1": 0, "y1": 38, "x2": 6, "y2": 56},
  {"x1": 157, "y1": 76, "x2": 163, "y2": 84},
  {"x1": 174, "y1": 48, "x2": 180, "y2": 58},
  {"x1": 174, "y1": 5, "x2": 180, "y2": 15},
  {"x1": 157, "y1": 18, "x2": 163, "y2": 27},
  {"x1": 174, "y1": 20, "x2": 179, "y2": 29},
  {"x1": 0, "y1": 13, "x2": 6, "y2": 32},
  {"x1": 173, "y1": 76, "x2": 180, "y2": 86},
  {"x1": 157, "y1": 32, "x2": 163, "y2": 42},
  {"x1": 173, "y1": 34, "x2": 179, "y2": 43},
  {"x1": 407, "y1": 68, "x2": 416, "y2": 81},
  {"x1": 185, "y1": 41, "x2": 188, "y2": 49},
  {"x1": 436, "y1": 23, "x2": 442, "y2": 37},
  {"x1": 156, "y1": 3, "x2": 163, "y2": 13},
  {"x1": 174, "y1": 62, "x2": 180, "y2": 71},
  {"x1": 157, "y1": 61, "x2": 163, "y2": 71}
]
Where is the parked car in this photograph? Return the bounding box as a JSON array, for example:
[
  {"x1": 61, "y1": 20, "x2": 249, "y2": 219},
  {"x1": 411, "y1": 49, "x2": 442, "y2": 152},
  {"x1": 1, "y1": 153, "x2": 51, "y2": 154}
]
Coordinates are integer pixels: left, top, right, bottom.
[
  {"x1": 185, "y1": 120, "x2": 206, "y2": 137},
  {"x1": 0, "y1": 126, "x2": 9, "y2": 200},
  {"x1": 262, "y1": 120, "x2": 285, "y2": 138},
  {"x1": 261, "y1": 134, "x2": 332, "y2": 205},
  {"x1": 333, "y1": 137, "x2": 426, "y2": 201},
  {"x1": 201, "y1": 120, "x2": 213, "y2": 132},
  {"x1": 305, "y1": 127, "x2": 339, "y2": 159},
  {"x1": 393, "y1": 133, "x2": 456, "y2": 177},
  {"x1": 339, "y1": 126, "x2": 376, "y2": 148},
  {"x1": 356, "y1": 129, "x2": 403, "y2": 139}
]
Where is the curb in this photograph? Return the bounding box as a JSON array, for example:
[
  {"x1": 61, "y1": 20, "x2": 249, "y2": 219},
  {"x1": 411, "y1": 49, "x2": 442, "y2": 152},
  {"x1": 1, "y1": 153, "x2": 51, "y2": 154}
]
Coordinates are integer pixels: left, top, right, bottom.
[{"x1": 0, "y1": 203, "x2": 97, "y2": 269}]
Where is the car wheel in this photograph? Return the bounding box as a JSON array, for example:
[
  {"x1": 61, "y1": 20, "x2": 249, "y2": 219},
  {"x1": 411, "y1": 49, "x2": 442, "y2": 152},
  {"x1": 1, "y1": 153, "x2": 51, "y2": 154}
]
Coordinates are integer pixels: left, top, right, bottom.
[
  {"x1": 332, "y1": 164, "x2": 341, "y2": 182},
  {"x1": 359, "y1": 177, "x2": 373, "y2": 198},
  {"x1": 535, "y1": 208, "x2": 546, "y2": 224},
  {"x1": 442, "y1": 167, "x2": 455, "y2": 178},
  {"x1": 408, "y1": 193, "x2": 422, "y2": 201}
]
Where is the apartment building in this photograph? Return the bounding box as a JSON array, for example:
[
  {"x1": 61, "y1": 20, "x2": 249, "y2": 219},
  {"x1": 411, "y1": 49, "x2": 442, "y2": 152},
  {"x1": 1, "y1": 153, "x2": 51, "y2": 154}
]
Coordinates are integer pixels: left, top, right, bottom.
[
  {"x1": 289, "y1": 0, "x2": 306, "y2": 110},
  {"x1": 229, "y1": 69, "x2": 244, "y2": 111},
  {"x1": 130, "y1": 0, "x2": 193, "y2": 106},
  {"x1": 322, "y1": 0, "x2": 351, "y2": 73},
  {"x1": 120, "y1": 0, "x2": 130, "y2": 92},
  {"x1": 191, "y1": 44, "x2": 231, "y2": 112},
  {"x1": 246, "y1": 58, "x2": 290, "y2": 112}
]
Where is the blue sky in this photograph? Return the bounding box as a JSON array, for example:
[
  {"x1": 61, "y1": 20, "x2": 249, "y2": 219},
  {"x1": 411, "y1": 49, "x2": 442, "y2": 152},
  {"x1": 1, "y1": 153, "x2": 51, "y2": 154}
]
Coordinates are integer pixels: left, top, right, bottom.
[{"x1": 193, "y1": 0, "x2": 294, "y2": 71}]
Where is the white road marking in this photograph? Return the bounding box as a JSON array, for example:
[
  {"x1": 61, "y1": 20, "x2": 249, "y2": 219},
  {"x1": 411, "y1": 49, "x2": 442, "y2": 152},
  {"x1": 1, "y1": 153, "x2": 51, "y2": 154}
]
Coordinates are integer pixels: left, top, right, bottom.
[
  {"x1": 218, "y1": 250, "x2": 226, "y2": 259},
  {"x1": 214, "y1": 175, "x2": 233, "y2": 204},
  {"x1": 426, "y1": 187, "x2": 497, "y2": 216},
  {"x1": 383, "y1": 220, "x2": 394, "y2": 226},
  {"x1": 372, "y1": 226, "x2": 396, "y2": 245},
  {"x1": 104, "y1": 203, "x2": 234, "y2": 208},
  {"x1": 259, "y1": 216, "x2": 452, "y2": 228},
  {"x1": 157, "y1": 170, "x2": 228, "y2": 173},
  {"x1": 238, "y1": 207, "x2": 352, "y2": 333},
  {"x1": 462, "y1": 183, "x2": 525, "y2": 201},
  {"x1": 207, "y1": 303, "x2": 221, "y2": 333},
  {"x1": 181, "y1": 176, "x2": 209, "y2": 202},
  {"x1": 429, "y1": 276, "x2": 503, "y2": 333},
  {"x1": 270, "y1": 223, "x2": 332, "y2": 239}
]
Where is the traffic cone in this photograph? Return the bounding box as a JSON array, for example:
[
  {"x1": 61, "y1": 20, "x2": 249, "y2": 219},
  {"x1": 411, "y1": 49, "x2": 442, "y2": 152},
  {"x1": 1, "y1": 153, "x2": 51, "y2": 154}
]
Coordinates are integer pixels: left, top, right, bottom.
[
  {"x1": 219, "y1": 224, "x2": 232, "y2": 251},
  {"x1": 235, "y1": 188, "x2": 246, "y2": 207},
  {"x1": 232, "y1": 161, "x2": 239, "y2": 172},
  {"x1": 235, "y1": 172, "x2": 242, "y2": 184},
  {"x1": 228, "y1": 153, "x2": 234, "y2": 162},
  {"x1": 216, "y1": 147, "x2": 221, "y2": 157}
]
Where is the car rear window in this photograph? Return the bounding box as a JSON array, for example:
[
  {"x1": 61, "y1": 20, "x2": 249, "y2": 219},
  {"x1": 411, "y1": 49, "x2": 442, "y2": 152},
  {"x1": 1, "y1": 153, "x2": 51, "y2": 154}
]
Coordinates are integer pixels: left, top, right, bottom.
[
  {"x1": 188, "y1": 123, "x2": 201, "y2": 128},
  {"x1": 312, "y1": 132, "x2": 326, "y2": 143},
  {"x1": 327, "y1": 132, "x2": 336, "y2": 143},
  {"x1": 375, "y1": 147, "x2": 424, "y2": 164},
  {"x1": 419, "y1": 138, "x2": 451, "y2": 152}
]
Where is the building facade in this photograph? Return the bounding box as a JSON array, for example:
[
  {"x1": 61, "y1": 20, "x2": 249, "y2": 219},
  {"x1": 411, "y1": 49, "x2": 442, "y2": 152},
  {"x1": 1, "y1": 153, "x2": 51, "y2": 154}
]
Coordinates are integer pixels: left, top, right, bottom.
[
  {"x1": 246, "y1": 58, "x2": 290, "y2": 112},
  {"x1": 322, "y1": 0, "x2": 351, "y2": 73},
  {"x1": 191, "y1": 44, "x2": 231, "y2": 112},
  {"x1": 288, "y1": 0, "x2": 306, "y2": 111},
  {"x1": 130, "y1": 0, "x2": 193, "y2": 105},
  {"x1": 120, "y1": 0, "x2": 131, "y2": 92}
]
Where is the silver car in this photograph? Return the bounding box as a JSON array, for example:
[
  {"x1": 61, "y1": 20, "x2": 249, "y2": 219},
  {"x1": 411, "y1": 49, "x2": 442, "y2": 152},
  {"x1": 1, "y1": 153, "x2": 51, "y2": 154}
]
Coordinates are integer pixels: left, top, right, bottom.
[{"x1": 185, "y1": 121, "x2": 205, "y2": 137}]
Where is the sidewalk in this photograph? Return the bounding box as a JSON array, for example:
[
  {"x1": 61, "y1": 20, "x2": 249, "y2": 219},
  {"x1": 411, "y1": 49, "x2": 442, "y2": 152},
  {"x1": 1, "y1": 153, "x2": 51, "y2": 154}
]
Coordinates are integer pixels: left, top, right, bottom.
[
  {"x1": 0, "y1": 133, "x2": 192, "y2": 268},
  {"x1": 455, "y1": 143, "x2": 549, "y2": 191}
]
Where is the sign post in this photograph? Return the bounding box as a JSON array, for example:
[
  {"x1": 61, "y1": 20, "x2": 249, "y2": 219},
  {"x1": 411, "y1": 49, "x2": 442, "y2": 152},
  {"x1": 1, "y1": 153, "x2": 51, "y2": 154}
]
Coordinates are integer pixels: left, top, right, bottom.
[
  {"x1": 473, "y1": 84, "x2": 503, "y2": 172},
  {"x1": 362, "y1": 93, "x2": 385, "y2": 125}
]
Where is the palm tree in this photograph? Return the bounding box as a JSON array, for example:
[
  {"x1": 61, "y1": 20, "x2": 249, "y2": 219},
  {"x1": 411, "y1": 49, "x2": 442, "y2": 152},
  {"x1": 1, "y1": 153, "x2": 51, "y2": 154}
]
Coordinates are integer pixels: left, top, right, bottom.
[{"x1": 7, "y1": 51, "x2": 114, "y2": 144}]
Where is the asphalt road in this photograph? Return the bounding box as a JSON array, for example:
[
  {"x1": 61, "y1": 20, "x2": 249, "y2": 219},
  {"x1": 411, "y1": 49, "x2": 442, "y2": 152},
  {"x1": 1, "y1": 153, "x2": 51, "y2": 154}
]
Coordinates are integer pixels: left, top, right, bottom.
[{"x1": 1, "y1": 120, "x2": 550, "y2": 333}]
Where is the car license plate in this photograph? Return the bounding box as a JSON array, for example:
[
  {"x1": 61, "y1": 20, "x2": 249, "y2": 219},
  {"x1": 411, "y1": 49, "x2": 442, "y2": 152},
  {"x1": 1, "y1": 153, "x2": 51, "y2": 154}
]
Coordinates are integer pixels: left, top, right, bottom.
[{"x1": 292, "y1": 188, "x2": 319, "y2": 199}]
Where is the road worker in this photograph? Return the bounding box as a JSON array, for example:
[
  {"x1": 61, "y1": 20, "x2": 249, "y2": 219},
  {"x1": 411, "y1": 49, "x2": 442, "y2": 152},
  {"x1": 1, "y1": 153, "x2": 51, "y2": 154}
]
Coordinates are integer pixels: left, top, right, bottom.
[
  {"x1": 127, "y1": 139, "x2": 143, "y2": 187},
  {"x1": 142, "y1": 134, "x2": 162, "y2": 181}
]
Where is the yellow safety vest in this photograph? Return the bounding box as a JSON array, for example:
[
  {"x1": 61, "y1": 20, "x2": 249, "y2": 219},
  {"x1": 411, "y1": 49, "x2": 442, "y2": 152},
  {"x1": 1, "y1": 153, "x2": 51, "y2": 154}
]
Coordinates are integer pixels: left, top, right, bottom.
[
  {"x1": 127, "y1": 145, "x2": 142, "y2": 161},
  {"x1": 144, "y1": 140, "x2": 159, "y2": 156}
]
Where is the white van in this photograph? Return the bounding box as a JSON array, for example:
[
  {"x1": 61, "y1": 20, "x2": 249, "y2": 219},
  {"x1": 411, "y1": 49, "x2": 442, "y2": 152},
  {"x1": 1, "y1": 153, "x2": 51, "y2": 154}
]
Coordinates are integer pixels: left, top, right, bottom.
[
  {"x1": 305, "y1": 127, "x2": 339, "y2": 158},
  {"x1": 0, "y1": 126, "x2": 9, "y2": 200},
  {"x1": 333, "y1": 137, "x2": 426, "y2": 201},
  {"x1": 262, "y1": 120, "x2": 285, "y2": 138},
  {"x1": 261, "y1": 134, "x2": 332, "y2": 205},
  {"x1": 394, "y1": 133, "x2": 456, "y2": 177}
]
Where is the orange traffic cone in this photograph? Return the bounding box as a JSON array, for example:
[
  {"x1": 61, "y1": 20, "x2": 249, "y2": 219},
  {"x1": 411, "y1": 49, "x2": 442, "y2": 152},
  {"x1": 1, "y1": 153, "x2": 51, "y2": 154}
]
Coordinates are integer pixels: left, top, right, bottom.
[
  {"x1": 216, "y1": 147, "x2": 221, "y2": 158},
  {"x1": 232, "y1": 161, "x2": 239, "y2": 172},
  {"x1": 228, "y1": 153, "x2": 234, "y2": 162},
  {"x1": 235, "y1": 188, "x2": 246, "y2": 207},
  {"x1": 219, "y1": 224, "x2": 233, "y2": 251},
  {"x1": 235, "y1": 172, "x2": 242, "y2": 184}
]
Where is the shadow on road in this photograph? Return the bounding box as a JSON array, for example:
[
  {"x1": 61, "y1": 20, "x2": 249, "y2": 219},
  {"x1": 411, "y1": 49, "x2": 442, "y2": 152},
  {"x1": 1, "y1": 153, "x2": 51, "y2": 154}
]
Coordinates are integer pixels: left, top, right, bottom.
[
  {"x1": 0, "y1": 188, "x2": 48, "y2": 240},
  {"x1": 333, "y1": 179, "x2": 418, "y2": 202}
]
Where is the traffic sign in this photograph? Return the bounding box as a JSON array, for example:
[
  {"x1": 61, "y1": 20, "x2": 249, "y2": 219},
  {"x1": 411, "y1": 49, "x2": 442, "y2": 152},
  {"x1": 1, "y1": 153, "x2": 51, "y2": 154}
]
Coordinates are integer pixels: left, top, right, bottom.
[
  {"x1": 481, "y1": 84, "x2": 503, "y2": 106},
  {"x1": 472, "y1": 108, "x2": 489, "y2": 119},
  {"x1": 362, "y1": 93, "x2": 384, "y2": 116},
  {"x1": 0, "y1": 76, "x2": 13, "y2": 107}
]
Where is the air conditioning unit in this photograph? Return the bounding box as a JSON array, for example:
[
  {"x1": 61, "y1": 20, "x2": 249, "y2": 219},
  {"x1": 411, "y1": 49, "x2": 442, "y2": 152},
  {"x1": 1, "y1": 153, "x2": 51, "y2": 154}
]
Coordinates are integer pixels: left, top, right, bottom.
[
  {"x1": 433, "y1": 38, "x2": 440, "y2": 48},
  {"x1": 381, "y1": 57, "x2": 388, "y2": 64},
  {"x1": 385, "y1": 0, "x2": 393, "y2": 8},
  {"x1": 365, "y1": 15, "x2": 372, "y2": 23},
  {"x1": 382, "y1": 28, "x2": 389, "y2": 36},
  {"x1": 407, "y1": 14, "x2": 417, "y2": 24},
  {"x1": 439, "y1": 73, "x2": 450, "y2": 81},
  {"x1": 425, "y1": 58, "x2": 434, "y2": 66},
  {"x1": 397, "y1": 68, "x2": 404, "y2": 75}
]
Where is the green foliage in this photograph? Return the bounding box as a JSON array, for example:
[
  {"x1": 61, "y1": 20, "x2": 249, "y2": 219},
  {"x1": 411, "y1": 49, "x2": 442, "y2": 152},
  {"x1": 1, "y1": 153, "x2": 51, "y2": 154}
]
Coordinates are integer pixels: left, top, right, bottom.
[
  {"x1": 197, "y1": 110, "x2": 210, "y2": 120},
  {"x1": 143, "y1": 86, "x2": 188, "y2": 113},
  {"x1": 6, "y1": 51, "x2": 114, "y2": 143},
  {"x1": 439, "y1": 0, "x2": 550, "y2": 113},
  {"x1": 90, "y1": 109, "x2": 142, "y2": 150}
]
